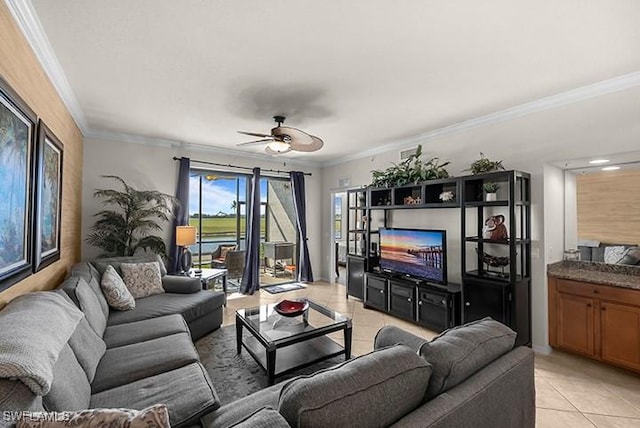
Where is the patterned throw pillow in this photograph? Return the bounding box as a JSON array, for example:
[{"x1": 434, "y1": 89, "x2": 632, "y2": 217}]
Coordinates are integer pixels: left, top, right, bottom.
[
  {"x1": 100, "y1": 265, "x2": 135, "y2": 310},
  {"x1": 17, "y1": 403, "x2": 170, "y2": 427},
  {"x1": 120, "y1": 262, "x2": 164, "y2": 299}
]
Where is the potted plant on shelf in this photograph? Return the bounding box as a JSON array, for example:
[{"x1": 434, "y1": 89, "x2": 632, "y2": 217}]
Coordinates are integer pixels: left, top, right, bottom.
[
  {"x1": 86, "y1": 175, "x2": 177, "y2": 257},
  {"x1": 465, "y1": 153, "x2": 505, "y2": 175},
  {"x1": 483, "y1": 182, "x2": 500, "y2": 201},
  {"x1": 370, "y1": 145, "x2": 450, "y2": 187}
]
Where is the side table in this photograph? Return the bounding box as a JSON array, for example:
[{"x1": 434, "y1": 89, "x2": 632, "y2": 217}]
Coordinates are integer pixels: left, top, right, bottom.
[{"x1": 191, "y1": 268, "x2": 228, "y2": 306}]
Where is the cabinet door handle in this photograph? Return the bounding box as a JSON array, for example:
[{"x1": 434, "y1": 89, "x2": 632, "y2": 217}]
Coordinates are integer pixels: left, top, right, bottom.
[
  {"x1": 601, "y1": 307, "x2": 606, "y2": 311},
  {"x1": 379, "y1": 289, "x2": 384, "y2": 294},
  {"x1": 593, "y1": 289, "x2": 599, "y2": 294},
  {"x1": 418, "y1": 301, "x2": 423, "y2": 306},
  {"x1": 407, "y1": 298, "x2": 412, "y2": 302},
  {"x1": 465, "y1": 302, "x2": 471, "y2": 307},
  {"x1": 587, "y1": 303, "x2": 592, "y2": 307}
]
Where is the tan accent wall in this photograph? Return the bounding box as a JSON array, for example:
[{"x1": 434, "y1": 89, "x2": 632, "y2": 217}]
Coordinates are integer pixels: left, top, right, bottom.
[
  {"x1": 0, "y1": 3, "x2": 83, "y2": 309},
  {"x1": 576, "y1": 169, "x2": 640, "y2": 245}
]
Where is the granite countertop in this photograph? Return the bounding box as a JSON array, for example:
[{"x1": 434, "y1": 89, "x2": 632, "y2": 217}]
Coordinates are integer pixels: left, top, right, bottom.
[{"x1": 548, "y1": 260, "x2": 640, "y2": 290}]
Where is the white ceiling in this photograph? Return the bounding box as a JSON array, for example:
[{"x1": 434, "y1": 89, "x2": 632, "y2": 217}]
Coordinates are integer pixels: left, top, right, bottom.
[{"x1": 21, "y1": 0, "x2": 640, "y2": 164}]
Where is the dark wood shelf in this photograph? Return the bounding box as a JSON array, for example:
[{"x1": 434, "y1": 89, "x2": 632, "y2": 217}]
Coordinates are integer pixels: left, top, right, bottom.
[
  {"x1": 463, "y1": 270, "x2": 523, "y2": 284},
  {"x1": 465, "y1": 237, "x2": 531, "y2": 245}
]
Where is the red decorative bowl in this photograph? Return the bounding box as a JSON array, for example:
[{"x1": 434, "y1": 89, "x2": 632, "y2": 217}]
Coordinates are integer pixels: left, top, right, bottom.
[{"x1": 274, "y1": 299, "x2": 309, "y2": 317}]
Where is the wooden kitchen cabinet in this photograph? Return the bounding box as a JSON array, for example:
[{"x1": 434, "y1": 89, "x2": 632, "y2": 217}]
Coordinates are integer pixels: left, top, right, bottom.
[
  {"x1": 549, "y1": 276, "x2": 640, "y2": 373},
  {"x1": 600, "y1": 301, "x2": 640, "y2": 371},
  {"x1": 556, "y1": 293, "x2": 595, "y2": 357}
]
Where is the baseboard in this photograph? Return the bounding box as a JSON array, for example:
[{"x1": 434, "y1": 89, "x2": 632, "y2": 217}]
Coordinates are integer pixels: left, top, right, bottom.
[{"x1": 532, "y1": 344, "x2": 552, "y2": 355}]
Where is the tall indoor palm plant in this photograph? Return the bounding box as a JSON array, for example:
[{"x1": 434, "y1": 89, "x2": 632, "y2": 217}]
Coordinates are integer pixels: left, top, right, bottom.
[{"x1": 86, "y1": 175, "x2": 177, "y2": 257}]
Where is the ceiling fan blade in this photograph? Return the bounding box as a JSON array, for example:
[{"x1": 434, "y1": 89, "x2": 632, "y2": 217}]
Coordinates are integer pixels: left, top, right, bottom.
[
  {"x1": 237, "y1": 138, "x2": 274, "y2": 147},
  {"x1": 290, "y1": 135, "x2": 324, "y2": 152},
  {"x1": 237, "y1": 131, "x2": 273, "y2": 138},
  {"x1": 272, "y1": 126, "x2": 313, "y2": 145}
]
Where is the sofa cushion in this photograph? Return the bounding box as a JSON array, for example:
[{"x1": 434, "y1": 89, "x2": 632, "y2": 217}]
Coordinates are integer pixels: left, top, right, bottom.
[
  {"x1": 91, "y1": 332, "x2": 199, "y2": 393},
  {"x1": 419, "y1": 317, "x2": 516, "y2": 400},
  {"x1": 68, "y1": 262, "x2": 102, "y2": 285},
  {"x1": 106, "y1": 290, "x2": 225, "y2": 326},
  {"x1": 92, "y1": 254, "x2": 168, "y2": 277},
  {"x1": 43, "y1": 344, "x2": 91, "y2": 412},
  {"x1": 59, "y1": 270, "x2": 109, "y2": 323},
  {"x1": 230, "y1": 407, "x2": 290, "y2": 428},
  {"x1": 278, "y1": 345, "x2": 432, "y2": 428},
  {"x1": 90, "y1": 363, "x2": 219, "y2": 428},
  {"x1": 103, "y1": 314, "x2": 190, "y2": 349},
  {"x1": 120, "y1": 261, "x2": 165, "y2": 299},
  {"x1": 74, "y1": 277, "x2": 108, "y2": 336},
  {"x1": 86, "y1": 276, "x2": 110, "y2": 319},
  {"x1": 17, "y1": 404, "x2": 170, "y2": 428},
  {"x1": 101, "y1": 265, "x2": 136, "y2": 311},
  {"x1": 201, "y1": 383, "x2": 284, "y2": 428},
  {"x1": 67, "y1": 316, "x2": 106, "y2": 383}
]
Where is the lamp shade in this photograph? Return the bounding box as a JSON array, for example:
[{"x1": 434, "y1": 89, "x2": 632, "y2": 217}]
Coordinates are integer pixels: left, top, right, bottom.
[{"x1": 176, "y1": 226, "x2": 197, "y2": 246}]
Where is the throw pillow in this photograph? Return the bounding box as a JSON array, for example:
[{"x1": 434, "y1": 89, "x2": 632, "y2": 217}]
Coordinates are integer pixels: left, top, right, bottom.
[
  {"x1": 219, "y1": 245, "x2": 236, "y2": 260},
  {"x1": 618, "y1": 247, "x2": 640, "y2": 266},
  {"x1": 120, "y1": 262, "x2": 164, "y2": 299},
  {"x1": 420, "y1": 317, "x2": 516, "y2": 400},
  {"x1": 604, "y1": 246, "x2": 627, "y2": 264},
  {"x1": 278, "y1": 345, "x2": 432, "y2": 428},
  {"x1": 17, "y1": 404, "x2": 169, "y2": 428},
  {"x1": 92, "y1": 254, "x2": 168, "y2": 277},
  {"x1": 100, "y1": 265, "x2": 135, "y2": 310}
]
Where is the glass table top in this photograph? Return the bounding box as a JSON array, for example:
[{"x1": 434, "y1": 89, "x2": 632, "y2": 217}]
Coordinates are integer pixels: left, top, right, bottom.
[{"x1": 236, "y1": 299, "x2": 350, "y2": 344}]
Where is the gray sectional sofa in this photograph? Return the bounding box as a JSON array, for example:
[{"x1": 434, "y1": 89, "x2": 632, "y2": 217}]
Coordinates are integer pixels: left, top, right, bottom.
[
  {"x1": 1, "y1": 254, "x2": 535, "y2": 427},
  {"x1": 0, "y1": 256, "x2": 225, "y2": 427},
  {"x1": 202, "y1": 318, "x2": 535, "y2": 428}
]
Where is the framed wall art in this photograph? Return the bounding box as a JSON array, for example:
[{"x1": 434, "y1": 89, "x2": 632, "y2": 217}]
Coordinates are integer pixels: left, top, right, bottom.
[
  {"x1": 33, "y1": 120, "x2": 63, "y2": 271},
  {"x1": 0, "y1": 76, "x2": 36, "y2": 291}
]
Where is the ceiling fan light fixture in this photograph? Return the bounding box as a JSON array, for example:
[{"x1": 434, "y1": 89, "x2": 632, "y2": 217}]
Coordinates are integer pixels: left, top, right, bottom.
[{"x1": 266, "y1": 140, "x2": 290, "y2": 153}]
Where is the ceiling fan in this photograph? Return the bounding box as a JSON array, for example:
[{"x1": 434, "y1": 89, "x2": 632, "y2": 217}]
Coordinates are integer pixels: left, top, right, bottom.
[{"x1": 237, "y1": 115, "x2": 324, "y2": 154}]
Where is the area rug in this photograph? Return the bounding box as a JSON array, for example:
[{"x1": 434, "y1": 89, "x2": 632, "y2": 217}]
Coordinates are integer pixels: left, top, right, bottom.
[
  {"x1": 262, "y1": 283, "x2": 306, "y2": 294},
  {"x1": 195, "y1": 325, "x2": 344, "y2": 405}
]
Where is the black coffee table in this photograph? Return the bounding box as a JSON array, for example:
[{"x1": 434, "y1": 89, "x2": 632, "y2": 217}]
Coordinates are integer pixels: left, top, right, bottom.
[{"x1": 235, "y1": 299, "x2": 352, "y2": 385}]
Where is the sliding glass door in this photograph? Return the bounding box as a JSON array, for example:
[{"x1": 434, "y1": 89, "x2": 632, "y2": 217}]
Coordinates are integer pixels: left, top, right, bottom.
[{"x1": 189, "y1": 169, "x2": 297, "y2": 286}]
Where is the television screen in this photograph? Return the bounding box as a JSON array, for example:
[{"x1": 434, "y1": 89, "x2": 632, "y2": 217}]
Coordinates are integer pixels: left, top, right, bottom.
[{"x1": 379, "y1": 228, "x2": 447, "y2": 284}]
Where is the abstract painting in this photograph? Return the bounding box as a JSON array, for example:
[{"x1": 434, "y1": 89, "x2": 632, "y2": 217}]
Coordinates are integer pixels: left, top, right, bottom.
[
  {"x1": 0, "y1": 76, "x2": 36, "y2": 291},
  {"x1": 34, "y1": 121, "x2": 63, "y2": 271}
]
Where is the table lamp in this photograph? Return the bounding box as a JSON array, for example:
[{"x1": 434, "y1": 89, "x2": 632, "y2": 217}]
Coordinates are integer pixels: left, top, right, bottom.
[{"x1": 176, "y1": 226, "x2": 197, "y2": 274}]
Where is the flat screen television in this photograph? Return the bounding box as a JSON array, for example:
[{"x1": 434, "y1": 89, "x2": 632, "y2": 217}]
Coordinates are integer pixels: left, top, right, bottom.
[{"x1": 379, "y1": 228, "x2": 447, "y2": 284}]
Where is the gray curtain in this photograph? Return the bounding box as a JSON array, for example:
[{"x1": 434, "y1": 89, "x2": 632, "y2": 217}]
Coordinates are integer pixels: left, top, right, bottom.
[
  {"x1": 290, "y1": 171, "x2": 313, "y2": 282},
  {"x1": 170, "y1": 157, "x2": 190, "y2": 273},
  {"x1": 240, "y1": 168, "x2": 261, "y2": 294}
]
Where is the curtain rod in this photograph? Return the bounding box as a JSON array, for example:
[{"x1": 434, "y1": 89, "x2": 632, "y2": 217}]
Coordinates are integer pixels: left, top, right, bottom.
[{"x1": 172, "y1": 157, "x2": 312, "y2": 176}]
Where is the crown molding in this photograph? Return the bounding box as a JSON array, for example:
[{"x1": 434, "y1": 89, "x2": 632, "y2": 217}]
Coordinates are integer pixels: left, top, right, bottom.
[
  {"x1": 321, "y1": 71, "x2": 640, "y2": 167},
  {"x1": 4, "y1": 0, "x2": 88, "y2": 133},
  {"x1": 85, "y1": 129, "x2": 321, "y2": 168},
  {"x1": 8, "y1": 0, "x2": 639, "y2": 168}
]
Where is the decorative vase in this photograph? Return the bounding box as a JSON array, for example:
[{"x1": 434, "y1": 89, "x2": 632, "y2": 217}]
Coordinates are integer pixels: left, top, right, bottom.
[{"x1": 485, "y1": 193, "x2": 497, "y2": 202}]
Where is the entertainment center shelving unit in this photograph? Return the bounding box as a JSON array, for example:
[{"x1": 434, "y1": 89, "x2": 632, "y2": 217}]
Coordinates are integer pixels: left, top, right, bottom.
[{"x1": 346, "y1": 170, "x2": 532, "y2": 346}]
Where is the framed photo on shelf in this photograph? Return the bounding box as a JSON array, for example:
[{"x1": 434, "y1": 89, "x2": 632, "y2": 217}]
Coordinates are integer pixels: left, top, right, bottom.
[
  {"x1": 0, "y1": 76, "x2": 37, "y2": 291},
  {"x1": 33, "y1": 120, "x2": 63, "y2": 271}
]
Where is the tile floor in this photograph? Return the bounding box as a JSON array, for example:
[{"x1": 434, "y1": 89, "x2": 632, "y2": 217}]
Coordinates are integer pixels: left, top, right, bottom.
[{"x1": 220, "y1": 281, "x2": 640, "y2": 428}]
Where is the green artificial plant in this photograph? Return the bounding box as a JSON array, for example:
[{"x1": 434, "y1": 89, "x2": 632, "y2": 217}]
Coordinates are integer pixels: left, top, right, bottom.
[
  {"x1": 483, "y1": 182, "x2": 500, "y2": 193},
  {"x1": 86, "y1": 175, "x2": 177, "y2": 258},
  {"x1": 370, "y1": 145, "x2": 450, "y2": 187},
  {"x1": 465, "y1": 153, "x2": 505, "y2": 175}
]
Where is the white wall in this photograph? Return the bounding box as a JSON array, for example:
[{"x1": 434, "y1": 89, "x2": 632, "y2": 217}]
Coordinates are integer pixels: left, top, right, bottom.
[
  {"x1": 82, "y1": 138, "x2": 322, "y2": 275},
  {"x1": 564, "y1": 171, "x2": 578, "y2": 250}
]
